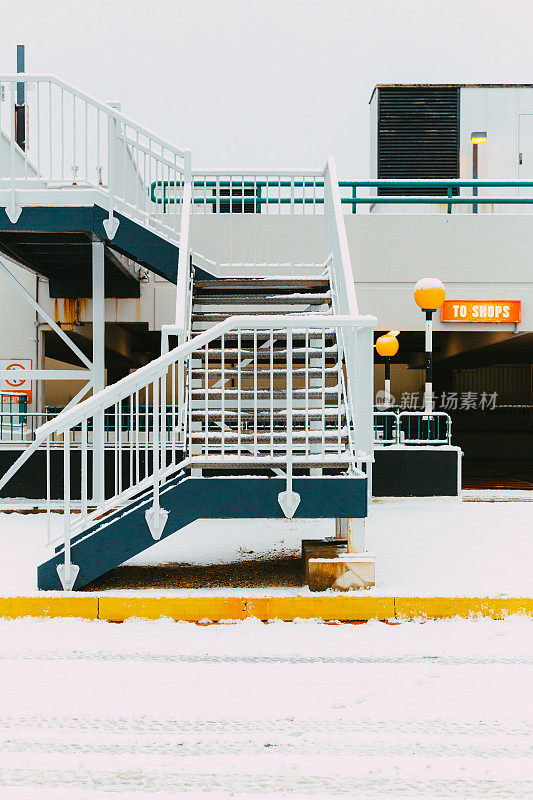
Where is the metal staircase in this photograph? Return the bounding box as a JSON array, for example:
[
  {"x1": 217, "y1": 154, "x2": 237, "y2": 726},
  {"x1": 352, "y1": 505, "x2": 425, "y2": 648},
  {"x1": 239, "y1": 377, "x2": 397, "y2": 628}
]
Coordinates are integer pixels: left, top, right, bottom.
[
  {"x1": 186, "y1": 275, "x2": 352, "y2": 473},
  {"x1": 0, "y1": 72, "x2": 376, "y2": 591}
]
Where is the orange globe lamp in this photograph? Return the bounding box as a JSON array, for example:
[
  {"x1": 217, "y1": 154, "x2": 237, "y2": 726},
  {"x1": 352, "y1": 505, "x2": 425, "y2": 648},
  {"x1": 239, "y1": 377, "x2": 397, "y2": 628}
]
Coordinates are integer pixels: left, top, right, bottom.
[
  {"x1": 375, "y1": 331, "x2": 399, "y2": 407},
  {"x1": 414, "y1": 278, "x2": 445, "y2": 312},
  {"x1": 414, "y1": 278, "x2": 445, "y2": 412},
  {"x1": 375, "y1": 331, "x2": 400, "y2": 358}
]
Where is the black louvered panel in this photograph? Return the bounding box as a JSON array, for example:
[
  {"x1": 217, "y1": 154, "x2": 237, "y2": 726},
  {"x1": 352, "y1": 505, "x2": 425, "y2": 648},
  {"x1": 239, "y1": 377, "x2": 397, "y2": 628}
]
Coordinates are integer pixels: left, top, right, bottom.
[{"x1": 377, "y1": 87, "x2": 459, "y2": 196}]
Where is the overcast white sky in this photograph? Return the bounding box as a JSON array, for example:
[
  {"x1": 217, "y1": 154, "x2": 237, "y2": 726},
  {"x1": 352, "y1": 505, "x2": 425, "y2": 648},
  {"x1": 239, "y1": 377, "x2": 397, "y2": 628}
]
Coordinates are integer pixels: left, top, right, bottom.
[{"x1": 2, "y1": 0, "x2": 532, "y2": 177}]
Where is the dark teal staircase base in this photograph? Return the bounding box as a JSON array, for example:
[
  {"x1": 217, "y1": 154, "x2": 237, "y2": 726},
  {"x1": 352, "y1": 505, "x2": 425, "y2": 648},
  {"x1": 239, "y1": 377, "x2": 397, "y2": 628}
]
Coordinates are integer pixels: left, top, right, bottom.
[{"x1": 37, "y1": 474, "x2": 367, "y2": 591}]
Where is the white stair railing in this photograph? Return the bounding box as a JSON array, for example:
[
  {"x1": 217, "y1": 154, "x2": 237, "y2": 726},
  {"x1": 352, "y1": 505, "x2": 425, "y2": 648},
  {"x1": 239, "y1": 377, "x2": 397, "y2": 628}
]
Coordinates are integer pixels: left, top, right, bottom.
[
  {"x1": 36, "y1": 313, "x2": 373, "y2": 588},
  {"x1": 0, "y1": 74, "x2": 191, "y2": 238}
]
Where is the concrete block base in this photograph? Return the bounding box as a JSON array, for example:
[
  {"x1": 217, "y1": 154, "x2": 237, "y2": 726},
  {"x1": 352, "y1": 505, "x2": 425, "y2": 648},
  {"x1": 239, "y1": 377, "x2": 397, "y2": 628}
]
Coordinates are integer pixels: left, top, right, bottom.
[
  {"x1": 308, "y1": 554, "x2": 376, "y2": 592},
  {"x1": 302, "y1": 538, "x2": 348, "y2": 586}
]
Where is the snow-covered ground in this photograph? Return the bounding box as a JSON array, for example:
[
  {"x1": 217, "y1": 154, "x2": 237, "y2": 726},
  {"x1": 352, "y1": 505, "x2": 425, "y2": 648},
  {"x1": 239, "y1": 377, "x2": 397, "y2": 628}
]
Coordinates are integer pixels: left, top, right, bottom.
[
  {"x1": 0, "y1": 615, "x2": 531, "y2": 798},
  {"x1": 0, "y1": 497, "x2": 531, "y2": 596}
]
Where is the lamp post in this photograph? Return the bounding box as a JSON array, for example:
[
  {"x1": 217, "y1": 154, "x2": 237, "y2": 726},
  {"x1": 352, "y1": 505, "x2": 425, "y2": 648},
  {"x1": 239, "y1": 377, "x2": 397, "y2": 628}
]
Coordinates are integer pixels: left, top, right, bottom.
[
  {"x1": 471, "y1": 131, "x2": 487, "y2": 214},
  {"x1": 414, "y1": 279, "x2": 445, "y2": 413},
  {"x1": 375, "y1": 330, "x2": 400, "y2": 408}
]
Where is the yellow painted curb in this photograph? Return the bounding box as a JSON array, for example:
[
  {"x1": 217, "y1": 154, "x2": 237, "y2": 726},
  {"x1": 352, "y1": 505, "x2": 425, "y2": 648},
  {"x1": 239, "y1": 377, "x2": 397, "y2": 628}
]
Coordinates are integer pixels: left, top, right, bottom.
[
  {"x1": 0, "y1": 596, "x2": 531, "y2": 622},
  {"x1": 395, "y1": 597, "x2": 533, "y2": 620},
  {"x1": 245, "y1": 596, "x2": 395, "y2": 621},
  {"x1": 0, "y1": 596, "x2": 98, "y2": 620},
  {"x1": 98, "y1": 596, "x2": 246, "y2": 622}
]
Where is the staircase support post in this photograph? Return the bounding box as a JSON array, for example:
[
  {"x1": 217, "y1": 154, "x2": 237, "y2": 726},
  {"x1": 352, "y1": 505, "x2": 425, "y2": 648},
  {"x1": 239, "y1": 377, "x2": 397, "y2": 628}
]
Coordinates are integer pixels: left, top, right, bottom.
[
  {"x1": 145, "y1": 374, "x2": 168, "y2": 540},
  {"x1": 92, "y1": 241, "x2": 105, "y2": 505},
  {"x1": 278, "y1": 326, "x2": 300, "y2": 519},
  {"x1": 56, "y1": 436, "x2": 79, "y2": 591}
]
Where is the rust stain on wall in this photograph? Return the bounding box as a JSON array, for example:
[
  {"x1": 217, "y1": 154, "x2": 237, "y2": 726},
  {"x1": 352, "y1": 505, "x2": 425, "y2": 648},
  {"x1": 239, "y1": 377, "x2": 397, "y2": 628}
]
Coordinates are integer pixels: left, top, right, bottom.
[{"x1": 56, "y1": 298, "x2": 87, "y2": 330}]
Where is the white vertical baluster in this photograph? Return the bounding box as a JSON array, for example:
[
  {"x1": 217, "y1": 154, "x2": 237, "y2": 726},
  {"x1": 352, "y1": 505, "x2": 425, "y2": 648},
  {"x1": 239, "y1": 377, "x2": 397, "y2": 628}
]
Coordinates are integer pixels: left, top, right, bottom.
[
  {"x1": 114, "y1": 403, "x2": 119, "y2": 497},
  {"x1": 84, "y1": 100, "x2": 88, "y2": 183},
  {"x1": 221, "y1": 333, "x2": 225, "y2": 458},
  {"x1": 204, "y1": 343, "x2": 209, "y2": 456},
  {"x1": 129, "y1": 395, "x2": 134, "y2": 489},
  {"x1": 216, "y1": 175, "x2": 221, "y2": 269},
  {"x1": 152, "y1": 377, "x2": 161, "y2": 513},
  {"x1": 241, "y1": 175, "x2": 245, "y2": 265},
  {"x1": 229, "y1": 174, "x2": 233, "y2": 269},
  {"x1": 160, "y1": 373, "x2": 166, "y2": 481},
  {"x1": 322, "y1": 329, "x2": 326, "y2": 454},
  {"x1": 46, "y1": 436, "x2": 51, "y2": 545},
  {"x1": 337, "y1": 328, "x2": 343, "y2": 457},
  {"x1": 135, "y1": 389, "x2": 140, "y2": 486},
  {"x1": 253, "y1": 176, "x2": 257, "y2": 266},
  {"x1": 237, "y1": 329, "x2": 242, "y2": 460},
  {"x1": 277, "y1": 326, "x2": 300, "y2": 518},
  {"x1": 305, "y1": 329, "x2": 309, "y2": 458},
  {"x1": 144, "y1": 386, "x2": 149, "y2": 480},
  {"x1": 81, "y1": 418, "x2": 88, "y2": 520},
  {"x1": 48, "y1": 82, "x2": 53, "y2": 180},
  {"x1": 60, "y1": 434, "x2": 75, "y2": 590},
  {"x1": 60, "y1": 87, "x2": 64, "y2": 182},
  {"x1": 270, "y1": 329, "x2": 274, "y2": 458},
  {"x1": 253, "y1": 328, "x2": 258, "y2": 457},
  {"x1": 171, "y1": 360, "x2": 176, "y2": 463}
]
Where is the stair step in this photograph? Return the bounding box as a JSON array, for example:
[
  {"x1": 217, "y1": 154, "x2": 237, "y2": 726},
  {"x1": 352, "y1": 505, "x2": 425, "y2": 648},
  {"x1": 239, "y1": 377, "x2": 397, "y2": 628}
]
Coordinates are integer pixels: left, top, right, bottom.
[
  {"x1": 190, "y1": 409, "x2": 346, "y2": 421},
  {"x1": 190, "y1": 350, "x2": 339, "y2": 363},
  {"x1": 193, "y1": 278, "x2": 330, "y2": 289},
  {"x1": 191, "y1": 330, "x2": 337, "y2": 341},
  {"x1": 190, "y1": 367, "x2": 339, "y2": 378},
  {"x1": 192, "y1": 293, "x2": 330, "y2": 306},
  {"x1": 189, "y1": 432, "x2": 348, "y2": 444},
  {"x1": 187, "y1": 456, "x2": 353, "y2": 470},
  {"x1": 192, "y1": 309, "x2": 332, "y2": 318},
  {"x1": 190, "y1": 388, "x2": 340, "y2": 400}
]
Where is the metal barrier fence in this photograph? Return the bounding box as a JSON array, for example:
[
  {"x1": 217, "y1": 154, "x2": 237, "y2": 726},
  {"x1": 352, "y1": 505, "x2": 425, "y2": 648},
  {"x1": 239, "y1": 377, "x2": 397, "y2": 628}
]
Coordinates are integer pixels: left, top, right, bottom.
[
  {"x1": 150, "y1": 179, "x2": 533, "y2": 214},
  {"x1": 374, "y1": 410, "x2": 451, "y2": 446}
]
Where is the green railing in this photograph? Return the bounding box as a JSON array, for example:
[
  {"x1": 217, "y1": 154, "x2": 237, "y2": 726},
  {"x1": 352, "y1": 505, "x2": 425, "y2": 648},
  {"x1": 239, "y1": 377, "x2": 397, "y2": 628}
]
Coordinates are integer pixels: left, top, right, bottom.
[{"x1": 150, "y1": 179, "x2": 533, "y2": 214}]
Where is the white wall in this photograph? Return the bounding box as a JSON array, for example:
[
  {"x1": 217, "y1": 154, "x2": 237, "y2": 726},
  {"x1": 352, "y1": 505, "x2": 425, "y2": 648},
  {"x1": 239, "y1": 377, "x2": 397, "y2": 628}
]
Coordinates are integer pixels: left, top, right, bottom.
[
  {"x1": 0, "y1": 263, "x2": 38, "y2": 363},
  {"x1": 346, "y1": 214, "x2": 533, "y2": 331}
]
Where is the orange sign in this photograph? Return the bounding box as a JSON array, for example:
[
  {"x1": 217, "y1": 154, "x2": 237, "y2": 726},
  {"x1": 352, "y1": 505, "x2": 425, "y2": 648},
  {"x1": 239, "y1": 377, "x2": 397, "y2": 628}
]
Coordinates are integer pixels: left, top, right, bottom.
[
  {"x1": 0, "y1": 359, "x2": 32, "y2": 402},
  {"x1": 440, "y1": 301, "x2": 521, "y2": 324}
]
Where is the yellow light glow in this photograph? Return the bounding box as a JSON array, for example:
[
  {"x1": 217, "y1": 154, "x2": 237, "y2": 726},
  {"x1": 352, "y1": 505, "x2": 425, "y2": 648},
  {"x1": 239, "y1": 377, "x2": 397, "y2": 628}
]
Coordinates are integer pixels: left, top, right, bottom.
[{"x1": 471, "y1": 132, "x2": 487, "y2": 145}]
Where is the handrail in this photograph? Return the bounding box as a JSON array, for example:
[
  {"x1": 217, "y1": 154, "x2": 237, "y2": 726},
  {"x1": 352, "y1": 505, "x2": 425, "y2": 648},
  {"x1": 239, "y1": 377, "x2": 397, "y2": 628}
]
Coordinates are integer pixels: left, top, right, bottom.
[
  {"x1": 38, "y1": 313, "x2": 374, "y2": 438},
  {"x1": 323, "y1": 156, "x2": 358, "y2": 317},
  {"x1": 150, "y1": 177, "x2": 533, "y2": 215},
  {"x1": 0, "y1": 73, "x2": 191, "y2": 236},
  {"x1": 0, "y1": 74, "x2": 190, "y2": 161}
]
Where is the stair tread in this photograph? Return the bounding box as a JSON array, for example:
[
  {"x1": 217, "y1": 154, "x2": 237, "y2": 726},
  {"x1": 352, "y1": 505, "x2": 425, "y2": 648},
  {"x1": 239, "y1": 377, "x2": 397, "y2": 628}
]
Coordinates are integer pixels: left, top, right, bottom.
[
  {"x1": 193, "y1": 278, "x2": 330, "y2": 288},
  {"x1": 190, "y1": 367, "x2": 338, "y2": 377},
  {"x1": 192, "y1": 294, "x2": 330, "y2": 305},
  {"x1": 187, "y1": 456, "x2": 353, "y2": 469},
  {"x1": 190, "y1": 388, "x2": 340, "y2": 398},
  {"x1": 192, "y1": 310, "x2": 333, "y2": 319},
  {"x1": 190, "y1": 431, "x2": 348, "y2": 441},
  {"x1": 191, "y1": 410, "x2": 346, "y2": 420}
]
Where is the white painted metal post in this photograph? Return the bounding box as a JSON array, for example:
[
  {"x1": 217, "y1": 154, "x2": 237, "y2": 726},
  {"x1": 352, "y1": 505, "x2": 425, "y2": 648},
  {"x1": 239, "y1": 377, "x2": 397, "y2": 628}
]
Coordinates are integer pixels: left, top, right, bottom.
[
  {"x1": 278, "y1": 326, "x2": 300, "y2": 519},
  {"x1": 92, "y1": 241, "x2": 105, "y2": 505},
  {"x1": 425, "y1": 311, "x2": 433, "y2": 413},
  {"x1": 56, "y1": 434, "x2": 79, "y2": 590},
  {"x1": 347, "y1": 518, "x2": 365, "y2": 553}
]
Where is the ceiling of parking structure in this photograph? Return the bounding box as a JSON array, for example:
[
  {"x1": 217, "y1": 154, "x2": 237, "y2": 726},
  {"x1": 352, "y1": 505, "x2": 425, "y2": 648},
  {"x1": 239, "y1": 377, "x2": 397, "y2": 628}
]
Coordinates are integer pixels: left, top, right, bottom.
[
  {"x1": 0, "y1": 233, "x2": 140, "y2": 298},
  {"x1": 402, "y1": 331, "x2": 533, "y2": 370},
  {"x1": 437, "y1": 332, "x2": 533, "y2": 369}
]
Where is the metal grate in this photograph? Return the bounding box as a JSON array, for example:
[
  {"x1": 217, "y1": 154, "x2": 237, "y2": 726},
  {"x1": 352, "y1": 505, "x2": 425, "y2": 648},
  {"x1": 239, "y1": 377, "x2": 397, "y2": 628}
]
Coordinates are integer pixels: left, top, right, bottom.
[{"x1": 377, "y1": 87, "x2": 459, "y2": 196}]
